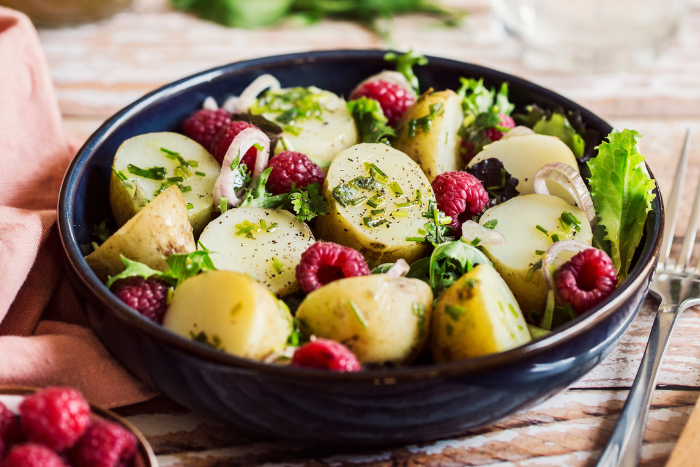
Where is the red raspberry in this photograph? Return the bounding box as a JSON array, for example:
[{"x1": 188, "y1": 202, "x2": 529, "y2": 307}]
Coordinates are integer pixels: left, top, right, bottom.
[
  {"x1": 1, "y1": 401, "x2": 21, "y2": 449},
  {"x1": 70, "y1": 420, "x2": 137, "y2": 467},
  {"x1": 112, "y1": 277, "x2": 169, "y2": 324},
  {"x1": 3, "y1": 444, "x2": 68, "y2": 467},
  {"x1": 291, "y1": 339, "x2": 361, "y2": 372},
  {"x1": 431, "y1": 171, "x2": 490, "y2": 230},
  {"x1": 19, "y1": 387, "x2": 91, "y2": 452},
  {"x1": 350, "y1": 80, "x2": 414, "y2": 127},
  {"x1": 296, "y1": 242, "x2": 371, "y2": 294},
  {"x1": 557, "y1": 248, "x2": 618, "y2": 314},
  {"x1": 209, "y1": 121, "x2": 259, "y2": 169},
  {"x1": 483, "y1": 113, "x2": 515, "y2": 142},
  {"x1": 182, "y1": 109, "x2": 232, "y2": 150},
  {"x1": 265, "y1": 151, "x2": 325, "y2": 196}
]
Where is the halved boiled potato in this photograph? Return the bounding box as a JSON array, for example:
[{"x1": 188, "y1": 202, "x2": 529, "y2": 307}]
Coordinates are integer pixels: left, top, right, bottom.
[
  {"x1": 314, "y1": 143, "x2": 433, "y2": 267},
  {"x1": 110, "y1": 132, "x2": 220, "y2": 237},
  {"x1": 467, "y1": 134, "x2": 579, "y2": 204},
  {"x1": 431, "y1": 263, "x2": 531, "y2": 362},
  {"x1": 392, "y1": 90, "x2": 463, "y2": 182},
  {"x1": 163, "y1": 270, "x2": 293, "y2": 360},
  {"x1": 198, "y1": 208, "x2": 315, "y2": 297},
  {"x1": 479, "y1": 194, "x2": 592, "y2": 313},
  {"x1": 87, "y1": 186, "x2": 195, "y2": 282},
  {"x1": 251, "y1": 87, "x2": 359, "y2": 169},
  {"x1": 296, "y1": 275, "x2": 433, "y2": 365}
]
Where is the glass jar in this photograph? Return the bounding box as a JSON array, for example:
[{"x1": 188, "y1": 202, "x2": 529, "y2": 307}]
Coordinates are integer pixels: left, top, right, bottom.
[
  {"x1": 490, "y1": 0, "x2": 690, "y2": 72},
  {"x1": 0, "y1": 0, "x2": 133, "y2": 27}
]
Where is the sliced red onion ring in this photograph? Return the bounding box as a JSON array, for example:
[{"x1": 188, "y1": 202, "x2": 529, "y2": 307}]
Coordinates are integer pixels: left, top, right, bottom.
[
  {"x1": 213, "y1": 128, "x2": 270, "y2": 211},
  {"x1": 233, "y1": 74, "x2": 281, "y2": 114},
  {"x1": 461, "y1": 220, "x2": 506, "y2": 245},
  {"x1": 533, "y1": 162, "x2": 597, "y2": 228},
  {"x1": 501, "y1": 126, "x2": 535, "y2": 140},
  {"x1": 202, "y1": 96, "x2": 219, "y2": 111},
  {"x1": 385, "y1": 259, "x2": 410, "y2": 277},
  {"x1": 350, "y1": 71, "x2": 416, "y2": 99},
  {"x1": 221, "y1": 96, "x2": 239, "y2": 113},
  {"x1": 542, "y1": 240, "x2": 592, "y2": 291}
]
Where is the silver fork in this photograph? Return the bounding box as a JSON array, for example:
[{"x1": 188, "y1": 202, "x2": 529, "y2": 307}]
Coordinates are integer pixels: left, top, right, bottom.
[{"x1": 596, "y1": 130, "x2": 697, "y2": 467}]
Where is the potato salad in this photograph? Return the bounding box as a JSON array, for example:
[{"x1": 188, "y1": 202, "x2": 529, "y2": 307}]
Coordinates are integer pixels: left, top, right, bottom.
[{"x1": 87, "y1": 51, "x2": 656, "y2": 372}]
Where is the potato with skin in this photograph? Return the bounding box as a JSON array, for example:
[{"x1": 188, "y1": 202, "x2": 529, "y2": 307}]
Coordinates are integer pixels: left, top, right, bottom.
[
  {"x1": 198, "y1": 208, "x2": 315, "y2": 297},
  {"x1": 479, "y1": 194, "x2": 592, "y2": 313},
  {"x1": 314, "y1": 143, "x2": 433, "y2": 267},
  {"x1": 110, "y1": 132, "x2": 220, "y2": 237},
  {"x1": 467, "y1": 134, "x2": 580, "y2": 204},
  {"x1": 251, "y1": 87, "x2": 359, "y2": 169},
  {"x1": 163, "y1": 270, "x2": 293, "y2": 360},
  {"x1": 86, "y1": 186, "x2": 195, "y2": 282},
  {"x1": 296, "y1": 275, "x2": 433, "y2": 365},
  {"x1": 392, "y1": 90, "x2": 464, "y2": 182},
  {"x1": 431, "y1": 263, "x2": 531, "y2": 362}
]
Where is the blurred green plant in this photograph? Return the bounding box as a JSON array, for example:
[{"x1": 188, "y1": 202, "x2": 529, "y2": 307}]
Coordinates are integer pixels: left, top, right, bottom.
[{"x1": 171, "y1": 0, "x2": 464, "y2": 36}]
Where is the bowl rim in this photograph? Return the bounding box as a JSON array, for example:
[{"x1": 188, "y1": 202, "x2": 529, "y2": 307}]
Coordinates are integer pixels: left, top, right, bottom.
[
  {"x1": 0, "y1": 386, "x2": 158, "y2": 466},
  {"x1": 57, "y1": 49, "x2": 664, "y2": 383}
]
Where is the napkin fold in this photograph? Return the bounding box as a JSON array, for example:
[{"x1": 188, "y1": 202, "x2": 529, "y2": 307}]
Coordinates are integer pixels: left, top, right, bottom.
[{"x1": 0, "y1": 6, "x2": 157, "y2": 407}]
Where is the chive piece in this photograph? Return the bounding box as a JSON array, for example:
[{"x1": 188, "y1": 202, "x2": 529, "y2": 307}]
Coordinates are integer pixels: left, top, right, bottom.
[
  {"x1": 418, "y1": 228, "x2": 426, "y2": 235},
  {"x1": 561, "y1": 211, "x2": 581, "y2": 232},
  {"x1": 112, "y1": 166, "x2": 128, "y2": 181},
  {"x1": 219, "y1": 196, "x2": 228, "y2": 213},
  {"x1": 267, "y1": 223, "x2": 279, "y2": 232},
  {"x1": 368, "y1": 163, "x2": 387, "y2": 177},
  {"x1": 160, "y1": 147, "x2": 179, "y2": 156},
  {"x1": 349, "y1": 196, "x2": 367, "y2": 206},
  {"x1": 272, "y1": 256, "x2": 285, "y2": 274},
  {"x1": 535, "y1": 224, "x2": 549, "y2": 235},
  {"x1": 332, "y1": 183, "x2": 359, "y2": 207},
  {"x1": 348, "y1": 300, "x2": 368, "y2": 328},
  {"x1": 370, "y1": 209, "x2": 385, "y2": 216},
  {"x1": 439, "y1": 217, "x2": 452, "y2": 225},
  {"x1": 535, "y1": 249, "x2": 545, "y2": 255},
  {"x1": 391, "y1": 211, "x2": 408, "y2": 217},
  {"x1": 127, "y1": 164, "x2": 166, "y2": 180},
  {"x1": 395, "y1": 200, "x2": 420, "y2": 209},
  {"x1": 471, "y1": 237, "x2": 481, "y2": 246},
  {"x1": 253, "y1": 143, "x2": 265, "y2": 152},
  {"x1": 180, "y1": 185, "x2": 192, "y2": 193},
  {"x1": 508, "y1": 304, "x2": 519, "y2": 318},
  {"x1": 415, "y1": 189, "x2": 422, "y2": 202},
  {"x1": 366, "y1": 194, "x2": 385, "y2": 208},
  {"x1": 167, "y1": 176, "x2": 184, "y2": 183},
  {"x1": 187, "y1": 160, "x2": 199, "y2": 167},
  {"x1": 186, "y1": 203, "x2": 194, "y2": 211},
  {"x1": 167, "y1": 287, "x2": 174, "y2": 306},
  {"x1": 405, "y1": 236, "x2": 425, "y2": 242},
  {"x1": 260, "y1": 219, "x2": 267, "y2": 231},
  {"x1": 526, "y1": 259, "x2": 543, "y2": 283},
  {"x1": 195, "y1": 171, "x2": 206, "y2": 177},
  {"x1": 483, "y1": 219, "x2": 498, "y2": 230},
  {"x1": 551, "y1": 234, "x2": 560, "y2": 243},
  {"x1": 363, "y1": 216, "x2": 388, "y2": 228},
  {"x1": 445, "y1": 305, "x2": 466, "y2": 321},
  {"x1": 389, "y1": 182, "x2": 403, "y2": 196}
]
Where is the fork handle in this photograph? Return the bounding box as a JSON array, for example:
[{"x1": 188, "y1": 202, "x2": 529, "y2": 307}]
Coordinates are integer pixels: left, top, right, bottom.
[{"x1": 596, "y1": 307, "x2": 682, "y2": 467}]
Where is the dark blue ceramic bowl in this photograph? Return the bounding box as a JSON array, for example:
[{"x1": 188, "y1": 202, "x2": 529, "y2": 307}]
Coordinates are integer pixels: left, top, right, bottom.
[{"x1": 58, "y1": 50, "x2": 663, "y2": 444}]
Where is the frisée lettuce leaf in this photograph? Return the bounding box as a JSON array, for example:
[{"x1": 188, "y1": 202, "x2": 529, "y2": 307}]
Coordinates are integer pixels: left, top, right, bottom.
[{"x1": 587, "y1": 129, "x2": 656, "y2": 280}]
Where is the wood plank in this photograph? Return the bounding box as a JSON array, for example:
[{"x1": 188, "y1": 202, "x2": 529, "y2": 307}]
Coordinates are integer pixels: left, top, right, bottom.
[
  {"x1": 666, "y1": 392, "x2": 700, "y2": 467},
  {"x1": 120, "y1": 389, "x2": 698, "y2": 467},
  {"x1": 40, "y1": 0, "x2": 700, "y2": 119}
]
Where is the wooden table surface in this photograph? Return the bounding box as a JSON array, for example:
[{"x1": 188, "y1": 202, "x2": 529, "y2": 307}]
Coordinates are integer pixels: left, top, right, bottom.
[{"x1": 38, "y1": 0, "x2": 700, "y2": 465}]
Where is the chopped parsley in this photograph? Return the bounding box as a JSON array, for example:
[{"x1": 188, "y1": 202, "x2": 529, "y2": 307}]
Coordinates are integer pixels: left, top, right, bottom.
[
  {"x1": 347, "y1": 97, "x2": 396, "y2": 144},
  {"x1": 235, "y1": 219, "x2": 279, "y2": 239},
  {"x1": 363, "y1": 216, "x2": 388, "y2": 228}
]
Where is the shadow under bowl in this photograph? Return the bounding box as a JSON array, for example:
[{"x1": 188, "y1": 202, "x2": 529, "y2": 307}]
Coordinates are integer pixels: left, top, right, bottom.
[{"x1": 57, "y1": 50, "x2": 664, "y2": 445}]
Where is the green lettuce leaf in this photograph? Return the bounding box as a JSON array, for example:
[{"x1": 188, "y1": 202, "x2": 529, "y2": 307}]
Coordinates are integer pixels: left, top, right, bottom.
[
  {"x1": 533, "y1": 113, "x2": 585, "y2": 158},
  {"x1": 587, "y1": 129, "x2": 656, "y2": 279}
]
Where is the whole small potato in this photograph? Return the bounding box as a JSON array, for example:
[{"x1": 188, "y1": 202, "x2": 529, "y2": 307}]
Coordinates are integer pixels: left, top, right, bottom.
[
  {"x1": 314, "y1": 143, "x2": 433, "y2": 267},
  {"x1": 431, "y1": 263, "x2": 531, "y2": 362},
  {"x1": 467, "y1": 134, "x2": 580, "y2": 204},
  {"x1": 296, "y1": 275, "x2": 433, "y2": 365},
  {"x1": 86, "y1": 186, "x2": 195, "y2": 282},
  {"x1": 163, "y1": 270, "x2": 293, "y2": 361},
  {"x1": 392, "y1": 89, "x2": 464, "y2": 182},
  {"x1": 479, "y1": 194, "x2": 592, "y2": 313}
]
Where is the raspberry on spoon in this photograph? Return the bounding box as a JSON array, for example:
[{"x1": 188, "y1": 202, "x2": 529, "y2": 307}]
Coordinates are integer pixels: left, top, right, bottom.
[
  {"x1": 265, "y1": 151, "x2": 325, "y2": 195},
  {"x1": 182, "y1": 109, "x2": 232, "y2": 150},
  {"x1": 431, "y1": 171, "x2": 490, "y2": 230},
  {"x1": 291, "y1": 339, "x2": 361, "y2": 372},
  {"x1": 557, "y1": 248, "x2": 618, "y2": 314},
  {"x1": 350, "y1": 80, "x2": 415, "y2": 127},
  {"x1": 295, "y1": 242, "x2": 371, "y2": 294}
]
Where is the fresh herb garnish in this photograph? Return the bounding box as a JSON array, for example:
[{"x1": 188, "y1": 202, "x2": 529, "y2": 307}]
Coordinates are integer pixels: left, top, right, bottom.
[
  {"x1": 272, "y1": 256, "x2": 285, "y2": 274},
  {"x1": 525, "y1": 259, "x2": 543, "y2": 283},
  {"x1": 106, "y1": 250, "x2": 217, "y2": 290},
  {"x1": 195, "y1": 171, "x2": 206, "y2": 177},
  {"x1": 92, "y1": 219, "x2": 113, "y2": 244},
  {"x1": 408, "y1": 102, "x2": 444, "y2": 137},
  {"x1": 219, "y1": 196, "x2": 229, "y2": 214},
  {"x1": 535, "y1": 225, "x2": 549, "y2": 235},
  {"x1": 112, "y1": 167, "x2": 128, "y2": 181},
  {"x1": 190, "y1": 330, "x2": 224, "y2": 350},
  {"x1": 348, "y1": 300, "x2": 368, "y2": 328},
  {"x1": 412, "y1": 302, "x2": 426, "y2": 336},
  {"x1": 127, "y1": 164, "x2": 166, "y2": 180},
  {"x1": 389, "y1": 182, "x2": 403, "y2": 196},
  {"x1": 363, "y1": 216, "x2": 388, "y2": 228},
  {"x1": 250, "y1": 87, "x2": 325, "y2": 129},
  {"x1": 483, "y1": 219, "x2": 498, "y2": 230},
  {"x1": 588, "y1": 129, "x2": 656, "y2": 279},
  {"x1": 445, "y1": 304, "x2": 466, "y2": 321},
  {"x1": 384, "y1": 49, "x2": 428, "y2": 95},
  {"x1": 347, "y1": 97, "x2": 397, "y2": 144},
  {"x1": 332, "y1": 183, "x2": 359, "y2": 207}
]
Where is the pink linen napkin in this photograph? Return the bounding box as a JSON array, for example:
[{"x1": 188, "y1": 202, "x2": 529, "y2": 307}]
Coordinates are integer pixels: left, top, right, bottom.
[{"x1": 0, "y1": 7, "x2": 157, "y2": 407}]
